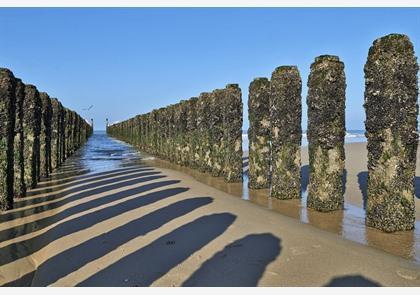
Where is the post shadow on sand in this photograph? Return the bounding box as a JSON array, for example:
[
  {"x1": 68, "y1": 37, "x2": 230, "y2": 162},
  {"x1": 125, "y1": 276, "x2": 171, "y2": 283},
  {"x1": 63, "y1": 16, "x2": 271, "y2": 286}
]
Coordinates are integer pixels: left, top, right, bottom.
[
  {"x1": 324, "y1": 275, "x2": 381, "y2": 287},
  {"x1": 26, "y1": 197, "x2": 214, "y2": 286},
  {"x1": 301, "y1": 165, "x2": 348, "y2": 196},
  {"x1": 53, "y1": 167, "x2": 93, "y2": 176},
  {"x1": 0, "y1": 170, "x2": 161, "y2": 224},
  {"x1": 25, "y1": 165, "x2": 151, "y2": 197},
  {"x1": 357, "y1": 171, "x2": 420, "y2": 208},
  {"x1": 22, "y1": 167, "x2": 150, "y2": 204},
  {"x1": 77, "y1": 213, "x2": 237, "y2": 287},
  {"x1": 0, "y1": 173, "x2": 165, "y2": 239},
  {"x1": 182, "y1": 233, "x2": 281, "y2": 286},
  {"x1": 13, "y1": 168, "x2": 157, "y2": 209},
  {"x1": 48, "y1": 164, "x2": 87, "y2": 175},
  {"x1": 36, "y1": 169, "x2": 91, "y2": 186},
  {"x1": 0, "y1": 179, "x2": 181, "y2": 267}
]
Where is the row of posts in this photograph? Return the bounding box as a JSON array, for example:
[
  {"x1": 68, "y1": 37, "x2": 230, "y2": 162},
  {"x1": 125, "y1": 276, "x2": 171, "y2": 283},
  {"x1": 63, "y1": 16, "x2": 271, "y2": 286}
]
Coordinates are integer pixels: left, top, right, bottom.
[
  {"x1": 107, "y1": 84, "x2": 243, "y2": 183},
  {"x1": 0, "y1": 68, "x2": 93, "y2": 211},
  {"x1": 107, "y1": 33, "x2": 418, "y2": 233}
]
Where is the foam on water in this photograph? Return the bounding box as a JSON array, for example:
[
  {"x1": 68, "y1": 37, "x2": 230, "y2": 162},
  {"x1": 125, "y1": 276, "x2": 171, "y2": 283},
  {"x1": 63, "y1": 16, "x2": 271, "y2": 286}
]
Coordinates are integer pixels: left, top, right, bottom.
[{"x1": 242, "y1": 130, "x2": 366, "y2": 151}]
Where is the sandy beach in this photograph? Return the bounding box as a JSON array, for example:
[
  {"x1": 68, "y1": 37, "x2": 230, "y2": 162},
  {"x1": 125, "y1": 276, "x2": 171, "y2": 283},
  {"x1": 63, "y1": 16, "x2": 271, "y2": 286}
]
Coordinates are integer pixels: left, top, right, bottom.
[{"x1": 0, "y1": 133, "x2": 419, "y2": 286}]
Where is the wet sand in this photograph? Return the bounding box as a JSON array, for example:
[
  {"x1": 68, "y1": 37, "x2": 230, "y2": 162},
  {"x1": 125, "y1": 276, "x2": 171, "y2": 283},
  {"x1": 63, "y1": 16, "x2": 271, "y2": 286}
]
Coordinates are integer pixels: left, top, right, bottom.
[
  {"x1": 149, "y1": 142, "x2": 420, "y2": 262},
  {"x1": 0, "y1": 133, "x2": 419, "y2": 286}
]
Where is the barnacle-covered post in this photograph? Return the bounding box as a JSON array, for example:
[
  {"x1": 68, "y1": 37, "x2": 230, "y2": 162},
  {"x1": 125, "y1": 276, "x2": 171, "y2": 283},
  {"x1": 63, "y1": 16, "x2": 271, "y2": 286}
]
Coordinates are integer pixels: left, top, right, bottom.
[
  {"x1": 209, "y1": 89, "x2": 225, "y2": 177},
  {"x1": 131, "y1": 116, "x2": 137, "y2": 148},
  {"x1": 50, "y1": 98, "x2": 60, "y2": 170},
  {"x1": 223, "y1": 84, "x2": 243, "y2": 182},
  {"x1": 23, "y1": 84, "x2": 42, "y2": 189},
  {"x1": 144, "y1": 113, "x2": 150, "y2": 153},
  {"x1": 0, "y1": 68, "x2": 16, "y2": 210},
  {"x1": 40, "y1": 92, "x2": 52, "y2": 178},
  {"x1": 307, "y1": 55, "x2": 346, "y2": 211},
  {"x1": 127, "y1": 118, "x2": 131, "y2": 143},
  {"x1": 64, "y1": 108, "x2": 70, "y2": 158},
  {"x1": 137, "y1": 115, "x2": 142, "y2": 150},
  {"x1": 14, "y1": 78, "x2": 26, "y2": 198},
  {"x1": 270, "y1": 67, "x2": 302, "y2": 198},
  {"x1": 130, "y1": 117, "x2": 135, "y2": 145},
  {"x1": 137, "y1": 115, "x2": 144, "y2": 152},
  {"x1": 76, "y1": 113, "x2": 81, "y2": 149},
  {"x1": 59, "y1": 103, "x2": 66, "y2": 165},
  {"x1": 248, "y1": 78, "x2": 271, "y2": 189},
  {"x1": 149, "y1": 110, "x2": 156, "y2": 155},
  {"x1": 164, "y1": 107, "x2": 172, "y2": 160},
  {"x1": 173, "y1": 103, "x2": 182, "y2": 164},
  {"x1": 160, "y1": 108, "x2": 168, "y2": 159},
  {"x1": 66, "y1": 109, "x2": 74, "y2": 158},
  {"x1": 364, "y1": 34, "x2": 419, "y2": 232},
  {"x1": 178, "y1": 100, "x2": 189, "y2": 166},
  {"x1": 186, "y1": 97, "x2": 198, "y2": 169},
  {"x1": 73, "y1": 112, "x2": 80, "y2": 152},
  {"x1": 143, "y1": 114, "x2": 148, "y2": 152},
  {"x1": 196, "y1": 92, "x2": 212, "y2": 172}
]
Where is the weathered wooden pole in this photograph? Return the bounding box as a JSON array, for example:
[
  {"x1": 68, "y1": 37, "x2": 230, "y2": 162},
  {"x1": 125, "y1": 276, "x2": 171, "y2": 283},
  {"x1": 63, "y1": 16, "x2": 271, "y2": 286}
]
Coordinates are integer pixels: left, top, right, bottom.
[
  {"x1": 149, "y1": 111, "x2": 156, "y2": 155},
  {"x1": 64, "y1": 109, "x2": 71, "y2": 158},
  {"x1": 248, "y1": 77, "x2": 271, "y2": 189},
  {"x1": 23, "y1": 84, "x2": 41, "y2": 189},
  {"x1": 159, "y1": 109, "x2": 167, "y2": 159},
  {"x1": 174, "y1": 103, "x2": 183, "y2": 164},
  {"x1": 143, "y1": 114, "x2": 148, "y2": 152},
  {"x1": 223, "y1": 84, "x2": 243, "y2": 183},
  {"x1": 270, "y1": 67, "x2": 302, "y2": 198},
  {"x1": 364, "y1": 34, "x2": 419, "y2": 232},
  {"x1": 40, "y1": 92, "x2": 52, "y2": 178},
  {"x1": 134, "y1": 115, "x2": 140, "y2": 150},
  {"x1": 73, "y1": 112, "x2": 80, "y2": 151},
  {"x1": 209, "y1": 89, "x2": 225, "y2": 177},
  {"x1": 186, "y1": 97, "x2": 198, "y2": 169},
  {"x1": 59, "y1": 104, "x2": 66, "y2": 165},
  {"x1": 196, "y1": 92, "x2": 212, "y2": 173},
  {"x1": 169, "y1": 105, "x2": 177, "y2": 162},
  {"x1": 139, "y1": 115, "x2": 145, "y2": 152},
  {"x1": 50, "y1": 98, "x2": 60, "y2": 170},
  {"x1": 69, "y1": 110, "x2": 75, "y2": 155},
  {"x1": 14, "y1": 78, "x2": 26, "y2": 198},
  {"x1": 307, "y1": 55, "x2": 346, "y2": 211},
  {"x1": 142, "y1": 114, "x2": 147, "y2": 152},
  {"x1": 178, "y1": 100, "x2": 188, "y2": 166},
  {"x1": 128, "y1": 117, "x2": 134, "y2": 145},
  {"x1": 0, "y1": 68, "x2": 16, "y2": 210}
]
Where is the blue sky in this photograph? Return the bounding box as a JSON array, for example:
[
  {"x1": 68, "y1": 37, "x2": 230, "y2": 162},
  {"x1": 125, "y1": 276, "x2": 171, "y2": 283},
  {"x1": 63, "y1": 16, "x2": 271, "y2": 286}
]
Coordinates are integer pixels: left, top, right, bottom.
[{"x1": 0, "y1": 8, "x2": 419, "y2": 130}]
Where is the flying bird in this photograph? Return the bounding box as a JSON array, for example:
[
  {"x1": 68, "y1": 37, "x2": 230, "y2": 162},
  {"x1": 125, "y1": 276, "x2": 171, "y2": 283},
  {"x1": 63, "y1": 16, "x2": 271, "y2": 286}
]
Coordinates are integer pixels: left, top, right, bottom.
[{"x1": 82, "y1": 105, "x2": 94, "y2": 111}]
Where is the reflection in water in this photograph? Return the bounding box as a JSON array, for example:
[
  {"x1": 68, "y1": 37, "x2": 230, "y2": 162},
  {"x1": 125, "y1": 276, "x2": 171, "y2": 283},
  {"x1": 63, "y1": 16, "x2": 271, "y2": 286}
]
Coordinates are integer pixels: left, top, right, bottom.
[
  {"x1": 39, "y1": 131, "x2": 142, "y2": 183},
  {"x1": 78, "y1": 131, "x2": 141, "y2": 172},
  {"x1": 146, "y1": 155, "x2": 420, "y2": 263}
]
